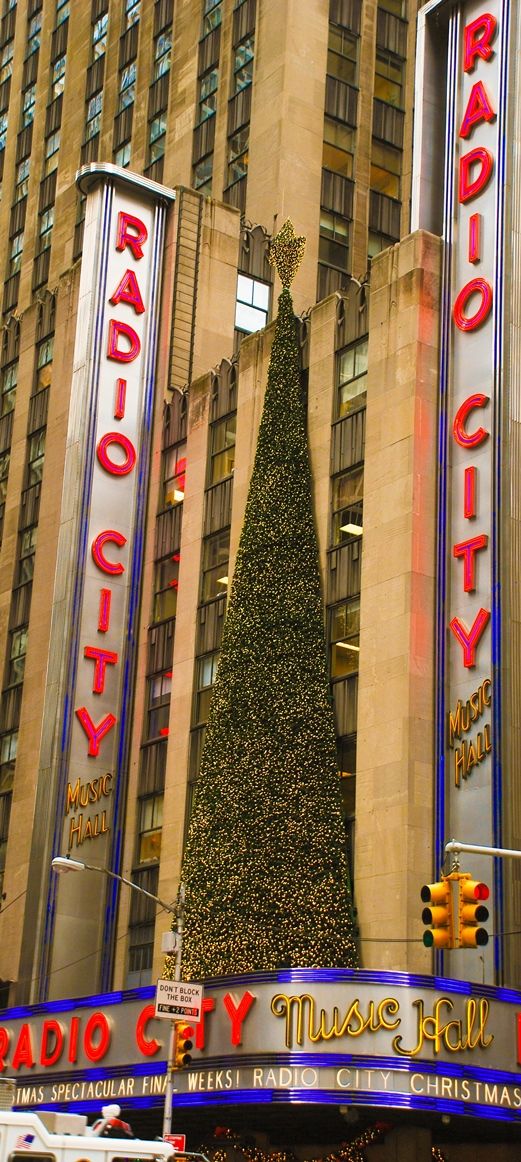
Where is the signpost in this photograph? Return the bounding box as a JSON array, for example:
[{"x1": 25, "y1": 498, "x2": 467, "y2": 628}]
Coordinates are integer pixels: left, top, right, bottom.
[{"x1": 155, "y1": 980, "x2": 203, "y2": 1022}]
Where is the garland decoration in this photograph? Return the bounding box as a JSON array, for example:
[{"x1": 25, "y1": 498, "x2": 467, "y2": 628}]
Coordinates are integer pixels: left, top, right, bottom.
[
  {"x1": 165, "y1": 220, "x2": 358, "y2": 979},
  {"x1": 198, "y1": 1125, "x2": 447, "y2": 1162}
]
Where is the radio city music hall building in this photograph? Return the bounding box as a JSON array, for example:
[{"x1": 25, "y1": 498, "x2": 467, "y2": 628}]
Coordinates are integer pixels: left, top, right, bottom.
[{"x1": 0, "y1": 0, "x2": 520, "y2": 1159}]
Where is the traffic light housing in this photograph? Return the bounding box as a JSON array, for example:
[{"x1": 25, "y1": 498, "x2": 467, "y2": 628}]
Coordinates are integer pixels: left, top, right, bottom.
[
  {"x1": 457, "y1": 875, "x2": 489, "y2": 947},
  {"x1": 420, "y1": 876, "x2": 455, "y2": 948},
  {"x1": 174, "y1": 1024, "x2": 193, "y2": 1069}
]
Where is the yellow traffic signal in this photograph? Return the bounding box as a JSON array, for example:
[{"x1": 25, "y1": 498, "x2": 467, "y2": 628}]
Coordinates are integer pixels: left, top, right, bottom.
[
  {"x1": 420, "y1": 877, "x2": 455, "y2": 948},
  {"x1": 174, "y1": 1024, "x2": 193, "y2": 1069},
  {"x1": 457, "y1": 875, "x2": 489, "y2": 947}
]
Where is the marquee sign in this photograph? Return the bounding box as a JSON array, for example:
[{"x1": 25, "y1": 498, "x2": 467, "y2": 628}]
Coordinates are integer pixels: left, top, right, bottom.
[
  {"x1": 43, "y1": 166, "x2": 174, "y2": 996},
  {"x1": 436, "y1": 0, "x2": 509, "y2": 980},
  {"x1": 3, "y1": 971, "x2": 521, "y2": 1124}
]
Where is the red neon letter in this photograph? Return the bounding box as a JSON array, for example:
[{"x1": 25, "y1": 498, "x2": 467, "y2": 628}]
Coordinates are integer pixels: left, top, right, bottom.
[
  {"x1": 453, "y1": 394, "x2": 489, "y2": 447},
  {"x1": 0, "y1": 1027, "x2": 9, "y2": 1071},
  {"x1": 468, "y1": 214, "x2": 481, "y2": 263},
  {"x1": 449, "y1": 607, "x2": 490, "y2": 667},
  {"x1": 459, "y1": 81, "x2": 496, "y2": 139},
  {"x1": 110, "y1": 268, "x2": 145, "y2": 315},
  {"x1": 84, "y1": 646, "x2": 119, "y2": 694},
  {"x1": 68, "y1": 1017, "x2": 80, "y2": 1064},
  {"x1": 453, "y1": 534, "x2": 488, "y2": 591},
  {"x1": 453, "y1": 279, "x2": 492, "y2": 331},
  {"x1": 40, "y1": 1021, "x2": 64, "y2": 1067},
  {"x1": 135, "y1": 1005, "x2": 161, "y2": 1057},
  {"x1": 459, "y1": 147, "x2": 493, "y2": 203},
  {"x1": 91, "y1": 530, "x2": 127, "y2": 576},
  {"x1": 222, "y1": 991, "x2": 256, "y2": 1046},
  {"x1": 193, "y1": 997, "x2": 216, "y2": 1051},
  {"x1": 75, "y1": 707, "x2": 117, "y2": 757},
  {"x1": 114, "y1": 378, "x2": 127, "y2": 420},
  {"x1": 97, "y1": 432, "x2": 137, "y2": 476},
  {"x1": 107, "y1": 319, "x2": 141, "y2": 363},
  {"x1": 12, "y1": 1025, "x2": 35, "y2": 1070},
  {"x1": 116, "y1": 212, "x2": 148, "y2": 260},
  {"x1": 464, "y1": 466, "x2": 477, "y2": 518},
  {"x1": 84, "y1": 1013, "x2": 111, "y2": 1062},
  {"x1": 464, "y1": 13, "x2": 497, "y2": 72},
  {"x1": 98, "y1": 588, "x2": 112, "y2": 632}
]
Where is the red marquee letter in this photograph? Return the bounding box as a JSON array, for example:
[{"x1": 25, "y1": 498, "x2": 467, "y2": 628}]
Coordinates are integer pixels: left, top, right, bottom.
[
  {"x1": 84, "y1": 647, "x2": 119, "y2": 694},
  {"x1": 84, "y1": 1013, "x2": 111, "y2": 1062},
  {"x1": 222, "y1": 991, "x2": 256, "y2": 1046},
  {"x1": 464, "y1": 13, "x2": 497, "y2": 72},
  {"x1": 40, "y1": 1021, "x2": 64, "y2": 1068},
  {"x1": 0, "y1": 1027, "x2": 10, "y2": 1071},
  {"x1": 453, "y1": 279, "x2": 492, "y2": 331},
  {"x1": 107, "y1": 319, "x2": 141, "y2": 363},
  {"x1": 459, "y1": 81, "x2": 496, "y2": 139},
  {"x1": 91, "y1": 530, "x2": 127, "y2": 576},
  {"x1": 97, "y1": 432, "x2": 137, "y2": 477},
  {"x1": 453, "y1": 534, "x2": 488, "y2": 591},
  {"x1": 459, "y1": 147, "x2": 493, "y2": 203},
  {"x1": 110, "y1": 269, "x2": 145, "y2": 315},
  {"x1": 75, "y1": 707, "x2": 117, "y2": 757},
  {"x1": 449, "y1": 607, "x2": 490, "y2": 667},
  {"x1": 116, "y1": 212, "x2": 148, "y2": 260},
  {"x1": 453, "y1": 393, "x2": 489, "y2": 447},
  {"x1": 12, "y1": 1024, "x2": 35, "y2": 1070},
  {"x1": 135, "y1": 1005, "x2": 161, "y2": 1057}
]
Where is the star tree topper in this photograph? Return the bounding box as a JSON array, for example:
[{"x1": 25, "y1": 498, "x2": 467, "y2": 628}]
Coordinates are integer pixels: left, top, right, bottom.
[{"x1": 268, "y1": 219, "x2": 306, "y2": 288}]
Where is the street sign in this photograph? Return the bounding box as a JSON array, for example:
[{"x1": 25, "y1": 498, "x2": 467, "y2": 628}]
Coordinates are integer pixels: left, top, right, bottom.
[
  {"x1": 164, "y1": 1135, "x2": 186, "y2": 1151},
  {"x1": 155, "y1": 979, "x2": 204, "y2": 1021}
]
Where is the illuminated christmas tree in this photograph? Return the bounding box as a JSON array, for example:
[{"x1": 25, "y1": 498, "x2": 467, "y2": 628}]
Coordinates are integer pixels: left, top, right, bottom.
[{"x1": 170, "y1": 221, "x2": 359, "y2": 978}]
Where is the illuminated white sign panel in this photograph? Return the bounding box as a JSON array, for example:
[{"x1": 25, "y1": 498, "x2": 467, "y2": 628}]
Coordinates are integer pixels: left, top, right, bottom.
[
  {"x1": 437, "y1": 0, "x2": 508, "y2": 981},
  {"x1": 46, "y1": 166, "x2": 174, "y2": 997}
]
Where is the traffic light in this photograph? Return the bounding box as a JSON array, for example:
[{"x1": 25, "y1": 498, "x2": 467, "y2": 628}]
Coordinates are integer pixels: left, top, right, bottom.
[
  {"x1": 174, "y1": 1024, "x2": 193, "y2": 1069},
  {"x1": 457, "y1": 875, "x2": 489, "y2": 947},
  {"x1": 420, "y1": 876, "x2": 455, "y2": 948}
]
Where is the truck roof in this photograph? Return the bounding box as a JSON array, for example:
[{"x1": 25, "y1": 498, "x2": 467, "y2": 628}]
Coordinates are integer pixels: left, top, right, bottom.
[{"x1": 0, "y1": 1110, "x2": 175, "y2": 1159}]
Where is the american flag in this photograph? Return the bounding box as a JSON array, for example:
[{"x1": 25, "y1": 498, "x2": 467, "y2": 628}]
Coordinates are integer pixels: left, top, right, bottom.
[{"x1": 15, "y1": 1134, "x2": 35, "y2": 1150}]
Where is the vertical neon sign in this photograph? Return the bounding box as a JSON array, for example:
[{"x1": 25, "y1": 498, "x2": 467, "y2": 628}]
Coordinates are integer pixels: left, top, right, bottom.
[{"x1": 439, "y1": 1, "x2": 509, "y2": 982}]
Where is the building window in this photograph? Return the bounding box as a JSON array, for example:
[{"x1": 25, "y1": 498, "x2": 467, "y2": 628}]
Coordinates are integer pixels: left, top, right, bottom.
[
  {"x1": 337, "y1": 338, "x2": 368, "y2": 416},
  {"x1": 137, "y1": 794, "x2": 163, "y2": 863},
  {"x1": 51, "y1": 55, "x2": 66, "y2": 98},
  {"x1": 201, "y1": 530, "x2": 230, "y2": 602},
  {"x1": 0, "y1": 112, "x2": 7, "y2": 151},
  {"x1": 36, "y1": 337, "x2": 53, "y2": 388},
  {"x1": 17, "y1": 525, "x2": 37, "y2": 584},
  {"x1": 323, "y1": 117, "x2": 355, "y2": 179},
  {"x1": 232, "y1": 35, "x2": 254, "y2": 92},
  {"x1": 193, "y1": 156, "x2": 212, "y2": 190},
  {"x1": 56, "y1": 0, "x2": 69, "y2": 26},
  {"x1": 318, "y1": 211, "x2": 350, "y2": 273},
  {"x1": 118, "y1": 62, "x2": 136, "y2": 111},
  {"x1": 125, "y1": 0, "x2": 140, "y2": 28},
  {"x1": 38, "y1": 207, "x2": 54, "y2": 252},
  {"x1": 209, "y1": 415, "x2": 236, "y2": 485},
  {"x1": 93, "y1": 12, "x2": 108, "y2": 57},
  {"x1": 8, "y1": 627, "x2": 28, "y2": 686},
  {"x1": 331, "y1": 468, "x2": 364, "y2": 545},
  {"x1": 154, "y1": 30, "x2": 171, "y2": 79},
  {"x1": 163, "y1": 452, "x2": 186, "y2": 508},
  {"x1": 22, "y1": 83, "x2": 36, "y2": 126},
  {"x1": 330, "y1": 597, "x2": 360, "y2": 678},
  {"x1": 114, "y1": 142, "x2": 131, "y2": 167},
  {"x1": 0, "y1": 40, "x2": 13, "y2": 83},
  {"x1": 0, "y1": 452, "x2": 9, "y2": 506},
  {"x1": 327, "y1": 25, "x2": 358, "y2": 85},
  {"x1": 374, "y1": 49, "x2": 404, "y2": 107},
  {"x1": 148, "y1": 113, "x2": 166, "y2": 163},
  {"x1": 1, "y1": 361, "x2": 17, "y2": 416},
  {"x1": 235, "y1": 275, "x2": 269, "y2": 335},
  {"x1": 14, "y1": 158, "x2": 30, "y2": 201},
  {"x1": 9, "y1": 232, "x2": 23, "y2": 276},
  {"x1": 26, "y1": 13, "x2": 41, "y2": 56},
  {"x1": 153, "y1": 552, "x2": 179, "y2": 623},
  {"x1": 27, "y1": 429, "x2": 46, "y2": 486},
  {"x1": 194, "y1": 652, "x2": 219, "y2": 724},
  {"x1": 370, "y1": 139, "x2": 401, "y2": 199},
  {"x1": 86, "y1": 92, "x2": 102, "y2": 140},
  {"x1": 228, "y1": 127, "x2": 249, "y2": 184},
  {"x1": 198, "y1": 67, "x2": 218, "y2": 122},
  {"x1": 145, "y1": 671, "x2": 172, "y2": 740},
  {"x1": 203, "y1": 0, "x2": 222, "y2": 34},
  {"x1": 44, "y1": 131, "x2": 60, "y2": 174}
]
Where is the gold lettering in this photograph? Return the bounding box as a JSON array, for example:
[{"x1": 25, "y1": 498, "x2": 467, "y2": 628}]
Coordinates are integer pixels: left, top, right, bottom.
[
  {"x1": 271, "y1": 993, "x2": 401, "y2": 1048},
  {"x1": 393, "y1": 997, "x2": 493, "y2": 1057}
]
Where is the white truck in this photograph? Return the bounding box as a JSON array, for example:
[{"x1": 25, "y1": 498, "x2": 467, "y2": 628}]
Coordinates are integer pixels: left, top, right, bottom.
[{"x1": 0, "y1": 1101, "x2": 176, "y2": 1162}]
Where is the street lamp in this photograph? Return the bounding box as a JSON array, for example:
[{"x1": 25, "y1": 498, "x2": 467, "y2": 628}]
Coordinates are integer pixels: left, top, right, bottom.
[{"x1": 51, "y1": 855, "x2": 182, "y2": 1139}]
